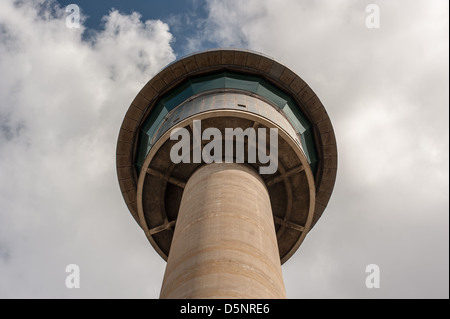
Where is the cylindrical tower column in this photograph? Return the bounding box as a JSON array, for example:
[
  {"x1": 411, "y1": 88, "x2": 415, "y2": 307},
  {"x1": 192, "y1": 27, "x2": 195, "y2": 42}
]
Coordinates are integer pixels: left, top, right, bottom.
[{"x1": 160, "y1": 163, "x2": 286, "y2": 299}]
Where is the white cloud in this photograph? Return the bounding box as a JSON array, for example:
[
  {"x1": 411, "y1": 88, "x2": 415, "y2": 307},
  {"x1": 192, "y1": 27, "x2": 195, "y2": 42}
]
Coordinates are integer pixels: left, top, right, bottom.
[{"x1": 0, "y1": 0, "x2": 174, "y2": 298}]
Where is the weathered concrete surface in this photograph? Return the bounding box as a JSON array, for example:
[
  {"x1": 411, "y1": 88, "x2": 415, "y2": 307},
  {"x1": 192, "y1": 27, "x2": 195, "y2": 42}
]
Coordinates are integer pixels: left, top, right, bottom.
[{"x1": 160, "y1": 163, "x2": 286, "y2": 299}]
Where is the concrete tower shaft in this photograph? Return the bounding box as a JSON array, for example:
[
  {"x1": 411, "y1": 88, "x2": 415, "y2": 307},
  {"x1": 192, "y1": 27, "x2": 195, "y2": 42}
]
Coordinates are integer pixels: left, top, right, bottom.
[{"x1": 160, "y1": 164, "x2": 286, "y2": 299}]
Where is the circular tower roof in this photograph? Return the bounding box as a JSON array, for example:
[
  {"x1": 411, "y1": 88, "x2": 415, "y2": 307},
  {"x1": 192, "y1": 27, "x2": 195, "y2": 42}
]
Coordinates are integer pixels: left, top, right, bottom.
[{"x1": 116, "y1": 49, "x2": 337, "y2": 264}]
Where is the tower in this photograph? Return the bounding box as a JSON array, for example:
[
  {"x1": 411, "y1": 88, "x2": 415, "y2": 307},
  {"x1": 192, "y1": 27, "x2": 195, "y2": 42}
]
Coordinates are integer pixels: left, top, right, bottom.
[{"x1": 116, "y1": 49, "x2": 337, "y2": 298}]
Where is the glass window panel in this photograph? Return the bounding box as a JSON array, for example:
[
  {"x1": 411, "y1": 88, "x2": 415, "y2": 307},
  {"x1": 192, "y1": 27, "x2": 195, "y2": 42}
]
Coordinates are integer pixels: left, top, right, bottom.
[
  {"x1": 225, "y1": 71, "x2": 257, "y2": 81},
  {"x1": 225, "y1": 73, "x2": 259, "y2": 92},
  {"x1": 135, "y1": 133, "x2": 149, "y2": 169},
  {"x1": 286, "y1": 99, "x2": 310, "y2": 130},
  {"x1": 160, "y1": 82, "x2": 193, "y2": 111},
  {"x1": 300, "y1": 129, "x2": 318, "y2": 165},
  {"x1": 283, "y1": 105, "x2": 306, "y2": 134},
  {"x1": 141, "y1": 102, "x2": 162, "y2": 133},
  {"x1": 256, "y1": 81, "x2": 288, "y2": 108},
  {"x1": 191, "y1": 73, "x2": 226, "y2": 94},
  {"x1": 142, "y1": 102, "x2": 168, "y2": 146}
]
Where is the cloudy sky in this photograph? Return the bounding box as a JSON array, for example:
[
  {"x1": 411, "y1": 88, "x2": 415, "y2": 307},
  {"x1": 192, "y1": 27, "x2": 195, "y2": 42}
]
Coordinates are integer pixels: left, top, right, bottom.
[{"x1": 0, "y1": 0, "x2": 448, "y2": 299}]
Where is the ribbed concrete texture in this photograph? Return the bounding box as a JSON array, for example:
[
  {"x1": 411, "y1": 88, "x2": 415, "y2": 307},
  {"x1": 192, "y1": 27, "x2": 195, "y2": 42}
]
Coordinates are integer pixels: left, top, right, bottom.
[{"x1": 159, "y1": 163, "x2": 286, "y2": 299}]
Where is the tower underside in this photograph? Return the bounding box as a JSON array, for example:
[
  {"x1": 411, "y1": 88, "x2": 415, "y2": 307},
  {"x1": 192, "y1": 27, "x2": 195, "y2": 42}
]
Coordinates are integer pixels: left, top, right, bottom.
[{"x1": 136, "y1": 92, "x2": 316, "y2": 265}]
